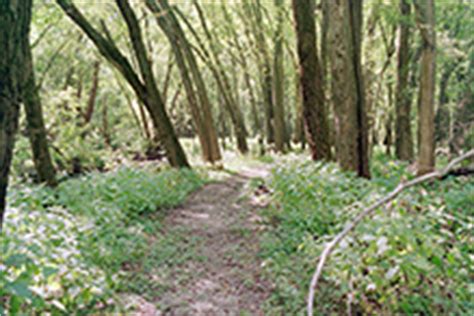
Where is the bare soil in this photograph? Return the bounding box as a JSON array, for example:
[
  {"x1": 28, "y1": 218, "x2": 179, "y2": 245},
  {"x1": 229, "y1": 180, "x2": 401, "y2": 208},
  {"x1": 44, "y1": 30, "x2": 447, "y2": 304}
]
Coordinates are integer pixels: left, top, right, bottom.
[{"x1": 128, "y1": 167, "x2": 272, "y2": 316}]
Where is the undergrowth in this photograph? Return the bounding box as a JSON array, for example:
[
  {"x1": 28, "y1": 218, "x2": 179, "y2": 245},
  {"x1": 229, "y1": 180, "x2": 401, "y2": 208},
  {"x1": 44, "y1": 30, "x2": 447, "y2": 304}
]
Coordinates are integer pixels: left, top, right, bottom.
[
  {"x1": 261, "y1": 152, "x2": 473, "y2": 315},
  {"x1": 1, "y1": 167, "x2": 204, "y2": 315}
]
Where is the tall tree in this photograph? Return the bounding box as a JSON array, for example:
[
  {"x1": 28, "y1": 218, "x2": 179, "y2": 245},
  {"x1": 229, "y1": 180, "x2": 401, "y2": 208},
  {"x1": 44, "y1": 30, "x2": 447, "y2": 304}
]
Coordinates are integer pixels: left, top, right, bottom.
[
  {"x1": 57, "y1": 0, "x2": 190, "y2": 168},
  {"x1": 414, "y1": 0, "x2": 436, "y2": 175},
  {"x1": 328, "y1": 0, "x2": 370, "y2": 178},
  {"x1": 292, "y1": 0, "x2": 331, "y2": 161},
  {"x1": 146, "y1": 0, "x2": 222, "y2": 164},
  {"x1": 190, "y1": 0, "x2": 249, "y2": 154},
  {"x1": 0, "y1": 0, "x2": 32, "y2": 229},
  {"x1": 222, "y1": 5, "x2": 261, "y2": 140},
  {"x1": 244, "y1": 0, "x2": 274, "y2": 145},
  {"x1": 395, "y1": 0, "x2": 414, "y2": 161},
  {"x1": 272, "y1": 0, "x2": 287, "y2": 153}
]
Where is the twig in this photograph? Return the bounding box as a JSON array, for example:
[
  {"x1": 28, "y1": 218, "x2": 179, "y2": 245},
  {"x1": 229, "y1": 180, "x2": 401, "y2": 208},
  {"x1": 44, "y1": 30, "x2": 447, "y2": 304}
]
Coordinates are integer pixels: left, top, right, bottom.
[{"x1": 307, "y1": 149, "x2": 474, "y2": 316}]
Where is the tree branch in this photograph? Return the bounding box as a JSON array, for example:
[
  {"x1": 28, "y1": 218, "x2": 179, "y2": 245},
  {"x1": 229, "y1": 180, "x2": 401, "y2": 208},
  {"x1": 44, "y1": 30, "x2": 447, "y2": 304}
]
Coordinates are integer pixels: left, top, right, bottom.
[
  {"x1": 307, "y1": 149, "x2": 474, "y2": 316},
  {"x1": 56, "y1": 0, "x2": 147, "y2": 101}
]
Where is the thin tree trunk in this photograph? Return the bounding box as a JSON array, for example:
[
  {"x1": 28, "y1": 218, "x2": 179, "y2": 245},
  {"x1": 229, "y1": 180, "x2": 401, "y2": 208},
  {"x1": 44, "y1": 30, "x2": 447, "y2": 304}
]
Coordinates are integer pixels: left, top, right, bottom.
[
  {"x1": 115, "y1": 72, "x2": 147, "y2": 139},
  {"x1": 226, "y1": 11, "x2": 260, "y2": 138},
  {"x1": 244, "y1": 0, "x2": 274, "y2": 144},
  {"x1": 414, "y1": 0, "x2": 436, "y2": 175},
  {"x1": 385, "y1": 83, "x2": 394, "y2": 156},
  {"x1": 84, "y1": 60, "x2": 101, "y2": 124},
  {"x1": 101, "y1": 97, "x2": 111, "y2": 147},
  {"x1": 292, "y1": 0, "x2": 331, "y2": 161},
  {"x1": 273, "y1": 0, "x2": 287, "y2": 153},
  {"x1": 435, "y1": 62, "x2": 456, "y2": 145},
  {"x1": 395, "y1": 0, "x2": 414, "y2": 161},
  {"x1": 189, "y1": 1, "x2": 249, "y2": 154},
  {"x1": 147, "y1": 0, "x2": 222, "y2": 164}
]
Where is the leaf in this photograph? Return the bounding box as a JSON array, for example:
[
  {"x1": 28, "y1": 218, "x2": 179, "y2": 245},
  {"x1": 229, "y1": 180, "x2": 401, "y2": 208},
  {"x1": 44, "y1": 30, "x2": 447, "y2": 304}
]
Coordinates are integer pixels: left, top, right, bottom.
[
  {"x1": 4, "y1": 254, "x2": 30, "y2": 268},
  {"x1": 42, "y1": 266, "x2": 59, "y2": 279},
  {"x1": 6, "y1": 281, "x2": 34, "y2": 300},
  {"x1": 51, "y1": 300, "x2": 66, "y2": 311}
]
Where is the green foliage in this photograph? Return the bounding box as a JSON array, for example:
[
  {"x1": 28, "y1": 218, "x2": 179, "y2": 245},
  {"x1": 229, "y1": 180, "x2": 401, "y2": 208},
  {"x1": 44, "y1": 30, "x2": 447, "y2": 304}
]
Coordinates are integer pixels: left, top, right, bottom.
[
  {"x1": 261, "y1": 154, "x2": 473, "y2": 315},
  {"x1": 1, "y1": 167, "x2": 204, "y2": 314}
]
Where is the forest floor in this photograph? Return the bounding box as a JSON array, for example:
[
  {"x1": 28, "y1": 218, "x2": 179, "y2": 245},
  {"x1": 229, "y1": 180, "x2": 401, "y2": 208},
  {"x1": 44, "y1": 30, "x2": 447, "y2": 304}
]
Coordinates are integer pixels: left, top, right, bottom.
[{"x1": 126, "y1": 165, "x2": 273, "y2": 315}]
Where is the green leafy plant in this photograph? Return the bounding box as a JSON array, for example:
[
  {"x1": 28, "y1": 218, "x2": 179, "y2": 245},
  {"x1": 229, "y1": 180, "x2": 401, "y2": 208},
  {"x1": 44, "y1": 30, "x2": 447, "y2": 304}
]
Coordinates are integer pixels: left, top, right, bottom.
[
  {"x1": 261, "y1": 153, "x2": 473, "y2": 315},
  {"x1": 1, "y1": 167, "x2": 204, "y2": 314}
]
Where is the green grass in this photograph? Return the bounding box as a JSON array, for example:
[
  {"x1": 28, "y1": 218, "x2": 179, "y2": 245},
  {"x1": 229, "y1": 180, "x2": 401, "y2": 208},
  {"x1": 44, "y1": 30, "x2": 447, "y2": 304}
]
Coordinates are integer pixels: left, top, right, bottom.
[
  {"x1": 1, "y1": 166, "x2": 204, "y2": 315},
  {"x1": 260, "y1": 152, "x2": 474, "y2": 315}
]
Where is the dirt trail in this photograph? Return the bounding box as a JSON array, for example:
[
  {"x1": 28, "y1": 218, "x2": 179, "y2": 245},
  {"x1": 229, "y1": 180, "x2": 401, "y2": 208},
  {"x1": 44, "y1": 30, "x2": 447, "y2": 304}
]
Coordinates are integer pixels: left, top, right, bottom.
[{"x1": 134, "y1": 167, "x2": 272, "y2": 315}]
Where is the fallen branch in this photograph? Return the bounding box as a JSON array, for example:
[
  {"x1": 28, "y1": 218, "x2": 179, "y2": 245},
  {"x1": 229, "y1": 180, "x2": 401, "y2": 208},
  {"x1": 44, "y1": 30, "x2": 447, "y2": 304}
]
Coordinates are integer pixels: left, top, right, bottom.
[{"x1": 307, "y1": 149, "x2": 474, "y2": 316}]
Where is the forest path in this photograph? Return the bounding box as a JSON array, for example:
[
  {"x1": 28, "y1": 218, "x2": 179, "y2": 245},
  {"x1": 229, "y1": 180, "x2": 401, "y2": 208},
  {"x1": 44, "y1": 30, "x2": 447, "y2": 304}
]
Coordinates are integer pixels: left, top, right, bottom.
[{"x1": 129, "y1": 166, "x2": 272, "y2": 315}]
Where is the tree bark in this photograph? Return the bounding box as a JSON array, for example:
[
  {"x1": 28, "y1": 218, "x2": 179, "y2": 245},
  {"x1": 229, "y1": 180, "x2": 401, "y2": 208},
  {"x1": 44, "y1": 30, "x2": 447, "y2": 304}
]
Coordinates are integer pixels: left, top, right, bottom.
[
  {"x1": 328, "y1": 0, "x2": 370, "y2": 177},
  {"x1": 395, "y1": 0, "x2": 414, "y2": 161},
  {"x1": 84, "y1": 60, "x2": 101, "y2": 124},
  {"x1": 293, "y1": 0, "x2": 332, "y2": 161},
  {"x1": 57, "y1": 0, "x2": 189, "y2": 168},
  {"x1": 22, "y1": 26, "x2": 57, "y2": 186},
  {"x1": 0, "y1": 0, "x2": 32, "y2": 230},
  {"x1": 101, "y1": 97, "x2": 111, "y2": 147},
  {"x1": 414, "y1": 0, "x2": 436, "y2": 175},
  {"x1": 272, "y1": 0, "x2": 287, "y2": 153}
]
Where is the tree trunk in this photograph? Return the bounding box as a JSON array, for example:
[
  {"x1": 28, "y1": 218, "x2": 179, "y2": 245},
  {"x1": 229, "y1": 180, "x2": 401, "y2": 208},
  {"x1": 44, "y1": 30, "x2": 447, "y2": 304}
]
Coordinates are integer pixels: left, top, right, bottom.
[
  {"x1": 101, "y1": 97, "x2": 111, "y2": 147},
  {"x1": 395, "y1": 0, "x2": 414, "y2": 161},
  {"x1": 190, "y1": 0, "x2": 248, "y2": 154},
  {"x1": 57, "y1": 0, "x2": 189, "y2": 168},
  {"x1": 385, "y1": 83, "x2": 394, "y2": 156},
  {"x1": 0, "y1": 0, "x2": 32, "y2": 230},
  {"x1": 435, "y1": 62, "x2": 456, "y2": 145},
  {"x1": 84, "y1": 60, "x2": 101, "y2": 124},
  {"x1": 245, "y1": 0, "x2": 274, "y2": 144},
  {"x1": 328, "y1": 0, "x2": 370, "y2": 178},
  {"x1": 273, "y1": 0, "x2": 287, "y2": 153},
  {"x1": 146, "y1": 0, "x2": 222, "y2": 164},
  {"x1": 292, "y1": 0, "x2": 331, "y2": 161},
  {"x1": 414, "y1": 0, "x2": 436, "y2": 175},
  {"x1": 23, "y1": 46, "x2": 58, "y2": 186}
]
